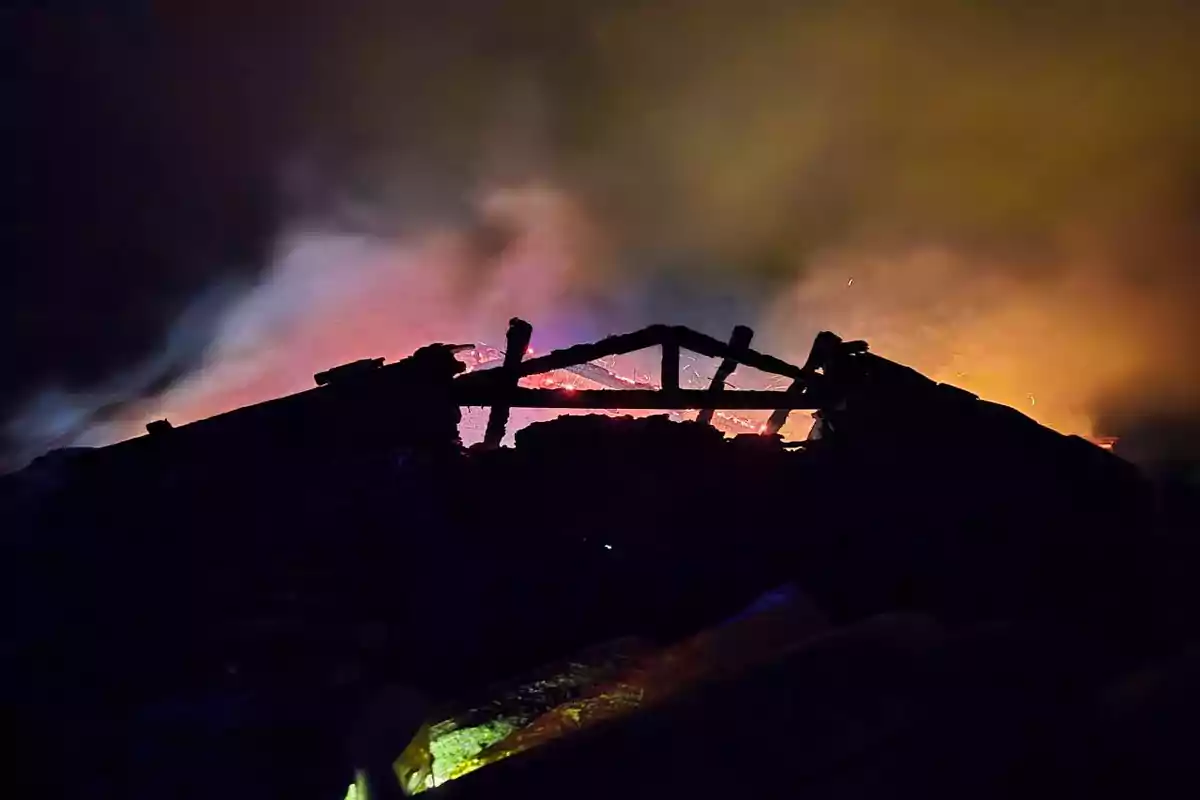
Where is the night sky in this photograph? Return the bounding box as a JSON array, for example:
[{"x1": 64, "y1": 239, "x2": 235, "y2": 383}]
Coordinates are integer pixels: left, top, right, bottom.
[{"x1": 5, "y1": 0, "x2": 1200, "y2": 468}]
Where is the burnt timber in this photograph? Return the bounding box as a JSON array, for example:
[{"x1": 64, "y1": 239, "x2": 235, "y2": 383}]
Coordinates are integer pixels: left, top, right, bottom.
[
  {"x1": 7, "y1": 314, "x2": 1199, "y2": 800},
  {"x1": 96, "y1": 318, "x2": 844, "y2": 458}
]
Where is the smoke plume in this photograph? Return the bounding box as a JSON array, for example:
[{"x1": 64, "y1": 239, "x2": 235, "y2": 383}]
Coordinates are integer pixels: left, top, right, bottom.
[{"x1": 6, "y1": 0, "x2": 1200, "y2": 466}]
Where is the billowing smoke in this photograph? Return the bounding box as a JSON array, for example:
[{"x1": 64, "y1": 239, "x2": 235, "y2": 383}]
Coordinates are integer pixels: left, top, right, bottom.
[
  {"x1": 6, "y1": 0, "x2": 1200, "y2": 467},
  {"x1": 92, "y1": 183, "x2": 609, "y2": 442}
]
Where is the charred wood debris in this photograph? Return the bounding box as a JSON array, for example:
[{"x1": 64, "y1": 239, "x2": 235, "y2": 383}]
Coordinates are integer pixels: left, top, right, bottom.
[{"x1": 3, "y1": 317, "x2": 1200, "y2": 800}]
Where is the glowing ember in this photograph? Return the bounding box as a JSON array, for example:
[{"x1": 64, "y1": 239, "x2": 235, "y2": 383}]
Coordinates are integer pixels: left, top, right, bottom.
[{"x1": 457, "y1": 344, "x2": 780, "y2": 444}]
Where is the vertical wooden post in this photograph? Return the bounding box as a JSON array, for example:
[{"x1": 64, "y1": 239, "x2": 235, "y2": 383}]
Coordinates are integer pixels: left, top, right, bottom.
[
  {"x1": 661, "y1": 334, "x2": 680, "y2": 393},
  {"x1": 697, "y1": 325, "x2": 753, "y2": 426},
  {"x1": 484, "y1": 318, "x2": 534, "y2": 448}
]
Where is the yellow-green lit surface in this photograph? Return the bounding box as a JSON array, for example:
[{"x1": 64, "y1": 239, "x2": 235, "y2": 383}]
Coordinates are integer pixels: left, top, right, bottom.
[
  {"x1": 426, "y1": 719, "x2": 518, "y2": 786},
  {"x1": 362, "y1": 591, "x2": 823, "y2": 795}
]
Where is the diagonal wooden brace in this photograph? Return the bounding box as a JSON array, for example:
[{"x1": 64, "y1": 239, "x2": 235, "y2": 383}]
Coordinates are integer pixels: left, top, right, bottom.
[{"x1": 697, "y1": 325, "x2": 754, "y2": 426}]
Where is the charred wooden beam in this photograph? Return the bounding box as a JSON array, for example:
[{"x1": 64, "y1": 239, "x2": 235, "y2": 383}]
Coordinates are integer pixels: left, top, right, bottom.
[
  {"x1": 510, "y1": 324, "x2": 805, "y2": 382},
  {"x1": 672, "y1": 327, "x2": 804, "y2": 380},
  {"x1": 697, "y1": 325, "x2": 754, "y2": 426},
  {"x1": 314, "y1": 357, "x2": 385, "y2": 387},
  {"x1": 456, "y1": 387, "x2": 818, "y2": 410},
  {"x1": 764, "y1": 384, "x2": 806, "y2": 436},
  {"x1": 483, "y1": 318, "x2": 534, "y2": 448},
  {"x1": 661, "y1": 332, "x2": 680, "y2": 393},
  {"x1": 515, "y1": 325, "x2": 672, "y2": 377},
  {"x1": 763, "y1": 332, "x2": 867, "y2": 435}
]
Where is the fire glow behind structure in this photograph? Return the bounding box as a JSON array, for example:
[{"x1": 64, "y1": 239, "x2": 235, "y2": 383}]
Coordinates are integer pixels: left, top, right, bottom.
[{"x1": 456, "y1": 344, "x2": 778, "y2": 445}]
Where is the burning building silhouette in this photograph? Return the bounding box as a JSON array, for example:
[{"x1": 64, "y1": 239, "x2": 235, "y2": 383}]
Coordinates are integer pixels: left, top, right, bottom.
[{"x1": 1, "y1": 318, "x2": 1194, "y2": 800}]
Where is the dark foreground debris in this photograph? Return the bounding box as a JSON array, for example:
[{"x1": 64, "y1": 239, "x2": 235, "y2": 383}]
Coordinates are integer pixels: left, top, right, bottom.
[{"x1": 2, "y1": 320, "x2": 1197, "y2": 799}]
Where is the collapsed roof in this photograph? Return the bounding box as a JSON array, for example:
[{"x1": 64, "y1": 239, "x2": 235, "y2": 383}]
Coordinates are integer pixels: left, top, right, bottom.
[{"x1": 3, "y1": 318, "x2": 1188, "y2": 800}]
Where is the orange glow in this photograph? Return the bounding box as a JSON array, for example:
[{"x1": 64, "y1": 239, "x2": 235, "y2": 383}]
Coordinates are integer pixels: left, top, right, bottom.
[{"x1": 762, "y1": 247, "x2": 1178, "y2": 439}]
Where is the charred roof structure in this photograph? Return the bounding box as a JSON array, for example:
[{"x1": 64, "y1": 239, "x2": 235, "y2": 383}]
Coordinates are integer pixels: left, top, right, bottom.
[{"x1": 3, "y1": 318, "x2": 1198, "y2": 800}]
